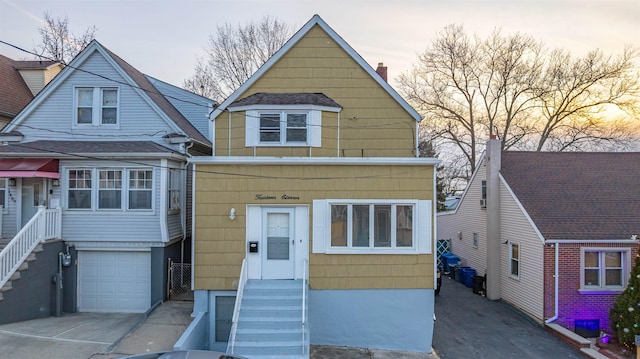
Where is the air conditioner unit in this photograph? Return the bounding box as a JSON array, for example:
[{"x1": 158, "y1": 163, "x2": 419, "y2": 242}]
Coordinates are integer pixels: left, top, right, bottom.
[{"x1": 480, "y1": 199, "x2": 487, "y2": 208}]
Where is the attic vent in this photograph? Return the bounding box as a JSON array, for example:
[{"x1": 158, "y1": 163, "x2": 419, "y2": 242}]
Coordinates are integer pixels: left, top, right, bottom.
[{"x1": 480, "y1": 199, "x2": 487, "y2": 208}]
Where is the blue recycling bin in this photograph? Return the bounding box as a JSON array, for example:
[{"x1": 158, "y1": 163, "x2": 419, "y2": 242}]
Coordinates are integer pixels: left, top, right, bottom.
[
  {"x1": 457, "y1": 266, "x2": 470, "y2": 283},
  {"x1": 441, "y1": 253, "x2": 460, "y2": 273},
  {"x1": 462, "y1": 268, "x2": 477, "y2": 288}
]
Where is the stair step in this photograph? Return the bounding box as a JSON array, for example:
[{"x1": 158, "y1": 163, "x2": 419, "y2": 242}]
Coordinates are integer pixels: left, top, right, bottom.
[
  {"x1": 236, "y1": 329, "x2": 303, "y2": 342},
  {"x1": 33, "y1": 244, "x2": 44, "y2": 253},
  {"x1": 233, "y1": 341, "x2": 305, "y2": 356},
  {"x1": 245, "y1": 280, "x2": 303, "y2": 289},
  {"x1": 18, "y1": 262, "x2": 29, "y2": 271},
  {"x1": 10, "y1": 271, "x2": 20, "y2": 281},
  {"x1": 25, "y1": 253, "x2": 37, "y2": 262},
  {"x1": 1, "y1": 282, "x2": 12, "y2": 292},
  {"x1": 237, "y1": 319, "x2": 301, "y2": 331}
]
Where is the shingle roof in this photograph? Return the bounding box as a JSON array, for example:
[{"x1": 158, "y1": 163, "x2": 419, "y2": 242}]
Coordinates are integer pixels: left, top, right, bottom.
[
  {"x1": 100, "y1": 44, "x2": 211, "y2": 146},
  {"x1": 0, "y1": 140, "x2": 180, "y2": 156},
  {"x1": 12, "y1": 60, "x2": 59, "y2": 70},
  {"x1": 229, "y1": 93, "x2": 341, "y2": 108},
  {"x1": 500, "y1": 151, "x2": 640, "y2": 240},
  {"x1": 0, "y1": 54, "x2": 33, "y2": 117}
]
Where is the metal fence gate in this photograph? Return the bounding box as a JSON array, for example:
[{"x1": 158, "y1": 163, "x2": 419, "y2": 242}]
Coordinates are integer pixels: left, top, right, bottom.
[{"x1": 168, "y1": 259, "x2": 193, "y2": 301}]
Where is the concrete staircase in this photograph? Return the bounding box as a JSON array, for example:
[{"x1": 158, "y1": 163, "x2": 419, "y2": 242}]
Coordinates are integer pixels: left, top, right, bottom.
[
  {"x1": 231, "y1": 279, "x2": 309, "y2": 358},
  {"x1": 0, "y1": 238, "x2": 43, "y2": 301}
]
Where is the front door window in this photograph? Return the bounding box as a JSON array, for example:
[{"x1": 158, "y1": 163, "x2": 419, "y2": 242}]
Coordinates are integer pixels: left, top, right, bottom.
[{"x1": 261, "y1": 208, "x2": 295, "y2": 279}]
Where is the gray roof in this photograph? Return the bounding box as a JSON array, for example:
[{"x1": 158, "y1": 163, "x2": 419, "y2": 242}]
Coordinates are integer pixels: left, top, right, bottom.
[
  {"x1": 229, "y1": 93, "x2": 341, "y2": 109},
  {"x1": 100, "y1": 43, "x2": 211, "y2": 146},
  {"x1": 500, "y1": 151, "x2": 640, "y2": 240},
  {"x1": 0, "y1": 140, "x2": 181, "y2": 157}
]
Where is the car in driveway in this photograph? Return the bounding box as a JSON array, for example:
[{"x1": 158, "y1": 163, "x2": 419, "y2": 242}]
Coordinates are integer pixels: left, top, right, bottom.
[{"x1": 118, "y1": 350, "x2": 247, "y2": 359}]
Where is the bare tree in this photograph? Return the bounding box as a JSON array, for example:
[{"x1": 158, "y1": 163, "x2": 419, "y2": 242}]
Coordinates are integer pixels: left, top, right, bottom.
[
  {"x1": 183, "y1": 16, "x2": 295, "y2": 102},
  {"x1": 34, "y1": 12, "x2": 97, "y2": 64},
  {"x1": 399, "y1": 25, "x2": 640, "y2": 177}
]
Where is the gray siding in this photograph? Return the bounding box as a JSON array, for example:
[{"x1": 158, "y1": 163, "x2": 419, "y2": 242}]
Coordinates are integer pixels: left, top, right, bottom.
[
  {"x1": 17, "y1": 51, "x2": 180, "y2": 148},
  {"x1": 59, "y1": 159, "x2": 163, "y2": 243},
  {"x1": 167, "y1": 212, "x2": 183, "y2": 240},
  {"x1": 147, "y1": 77, "x2": 212, "y2": 141}
]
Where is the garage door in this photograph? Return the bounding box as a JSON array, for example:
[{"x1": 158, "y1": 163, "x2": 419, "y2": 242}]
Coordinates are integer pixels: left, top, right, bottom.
[{"x1": 78, "y1": 251, "x2": 151, "y2": 313}]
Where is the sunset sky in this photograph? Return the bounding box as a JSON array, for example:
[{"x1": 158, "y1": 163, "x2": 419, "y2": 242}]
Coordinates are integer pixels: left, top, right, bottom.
[{"x1": 1, "y1": 0, "x2": 638, "y2": 88}]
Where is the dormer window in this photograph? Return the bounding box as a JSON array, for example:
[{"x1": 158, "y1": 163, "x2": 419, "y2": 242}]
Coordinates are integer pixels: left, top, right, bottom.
[
  {"x1": 227, "y1": 93, "x2": 342, "y2": 148},
  {"x1": 75, "y1": 87, "x2": 119, "y2": 126},
  {"x1": 259, "y1": 111, "x2": 308, "y2": 144}
]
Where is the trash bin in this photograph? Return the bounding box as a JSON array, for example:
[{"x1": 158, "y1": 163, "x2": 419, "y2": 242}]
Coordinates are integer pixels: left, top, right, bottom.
[
  {"x1": 472, "y1": 275, "x2": 485, "y2": 294},
  {"x1": 457, "y1": 266, "x2": 470, "y2": 283},
  {"x1": 441, "y1": 253, "x2": 460, "y2": 273},
  {"x1": 462, "y1": 268, "x2": 476, "y2": 287}
]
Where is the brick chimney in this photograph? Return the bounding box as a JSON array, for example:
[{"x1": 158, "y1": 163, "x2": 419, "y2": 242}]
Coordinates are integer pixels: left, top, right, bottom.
[{"x1": 375, "y1": 62, "x2": 387, "y2": 82}]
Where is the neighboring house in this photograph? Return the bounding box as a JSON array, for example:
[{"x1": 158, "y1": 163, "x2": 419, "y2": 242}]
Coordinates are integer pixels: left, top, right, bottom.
[
  {"x1": 0, "y1": 54, "x2": 62, "y2": 128},
  {"x1": 0, "y1": 40, "x2": 214, "y2": 321},
  {"x1": 185, "y1": 15, "x2": 439, "y2": 357},
  {"x1": 438, "y1": 139, "x2": 639, "y2": 335}
]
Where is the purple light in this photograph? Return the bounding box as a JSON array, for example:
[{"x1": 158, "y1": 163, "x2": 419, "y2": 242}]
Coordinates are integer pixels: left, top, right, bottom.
[{"x1": 601, "y1": 335, "x2": 610, "y2": 344}]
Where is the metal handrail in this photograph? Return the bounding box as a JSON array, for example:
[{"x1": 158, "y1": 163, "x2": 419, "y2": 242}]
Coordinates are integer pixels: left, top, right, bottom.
[
  {"x1": 227, "y1": 258, "x2": 248, "y2": 355},
  {"x1": 0, "y1": 206, "x2": 62, "y2": 290},
  {"x1": 302, "y1": 258, "x2": 309, "y2": 354}
]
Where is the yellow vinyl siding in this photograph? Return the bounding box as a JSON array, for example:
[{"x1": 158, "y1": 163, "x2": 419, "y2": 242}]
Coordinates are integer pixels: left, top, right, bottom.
[
  {"x1": 193, "y1": 163, "x2": 435, "y2": 290},
  {"x1": 213, "y1": 25, "x2": 417, "y2": 158}
]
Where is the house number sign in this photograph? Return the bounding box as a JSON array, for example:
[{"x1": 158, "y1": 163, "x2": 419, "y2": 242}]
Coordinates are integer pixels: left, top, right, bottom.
[{"x1": 255, "y1": 194, "x2": 300, "y2": 200}]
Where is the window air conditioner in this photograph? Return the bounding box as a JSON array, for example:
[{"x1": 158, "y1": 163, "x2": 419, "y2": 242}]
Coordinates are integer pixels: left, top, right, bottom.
[{"x1": 480, "y1": 199, "x2": 487, "y2": 208}]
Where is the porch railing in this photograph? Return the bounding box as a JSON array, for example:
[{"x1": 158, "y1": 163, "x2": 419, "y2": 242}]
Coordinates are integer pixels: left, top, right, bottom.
[
  {"x1": 302, "y1": 258, "x2": 309, "y2": 355},
  {"x1": 0, "y1": 206, "x2": 62, "y2": 289},
  {"x1": 227, "y1": 258, "x2": 248, "y2": 355}
]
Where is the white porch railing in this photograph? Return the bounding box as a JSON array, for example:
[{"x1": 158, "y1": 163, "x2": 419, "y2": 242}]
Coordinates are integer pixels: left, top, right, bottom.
[
  {"x1": 0, "y1": 206, "x2": 62, "y2": 289},
  {"x1": 227, "y1": 258, "x2": 248, "y2": 355}
]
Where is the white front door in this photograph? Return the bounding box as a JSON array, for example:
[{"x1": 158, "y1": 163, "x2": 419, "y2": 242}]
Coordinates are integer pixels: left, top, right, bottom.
[
  {"x1": 261, "y1": 207, "x2": 295, "y2": 279},
  {"x1": 21, "y1": 178, "x2": 43, "y2": 226}
]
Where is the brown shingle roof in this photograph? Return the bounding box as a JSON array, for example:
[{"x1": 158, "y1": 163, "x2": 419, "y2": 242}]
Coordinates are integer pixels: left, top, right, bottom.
[
  {"x1": 501, "y1": 151, "x2": 640, "y2": 240},
  {"x1": 229, "y1": 93, "x2": 341, "y2": 108},
  {"x1": 0, "y1": 54, "x2": 33, "y2": 117},
  {"x1": 12, "y1": 60, "x2": 59, "y2": 70}
]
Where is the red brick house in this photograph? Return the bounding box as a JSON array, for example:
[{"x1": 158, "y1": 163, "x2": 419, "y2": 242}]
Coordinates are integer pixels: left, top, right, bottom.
[{"x1": 438, "y1": 139, "x2": 639, "y2": 335}]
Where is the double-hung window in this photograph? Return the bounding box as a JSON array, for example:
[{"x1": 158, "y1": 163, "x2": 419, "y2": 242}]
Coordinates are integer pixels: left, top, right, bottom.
[
  {"x1": 75, "y1": 87, "x2": 119, "y2": 126},
  {"x1": 259, "y1": 112, "x2": 308, "y2": 144},
  {"x1": 98, "y1": 170, "x2": 122, "y2": 209},
  {"x1": 314, "y1": 200, "x2": 431, "y2": 254},
  {"x1": 582, "y1": 249, "x2": 630, "y2": 291},
  {"x1": 246, "y1": 109, "x2": 322, "y2": 147},
  {"x1": 129, "y1": 170, "x2": 152, "y2": 210},
  {"x1": 509, "y1": 242, "x2": 520, "y2": 279},
  {"x1": 168, "y1": 169, "x2": 180, "y2": 212},
  {"x1": 68, "y1": 169, "x2": 92, "y2": 209}
]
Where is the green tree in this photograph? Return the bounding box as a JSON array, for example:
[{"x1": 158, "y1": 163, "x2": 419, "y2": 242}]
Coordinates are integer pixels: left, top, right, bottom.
[{"x1": 610, "y1": 246, "x2": 640, "y2": 349}]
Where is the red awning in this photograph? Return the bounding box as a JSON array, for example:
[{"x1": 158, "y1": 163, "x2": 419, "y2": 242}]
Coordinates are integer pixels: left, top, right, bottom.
[{"x1": 0, "y1": 159, "x2": 60, "y2": 179}]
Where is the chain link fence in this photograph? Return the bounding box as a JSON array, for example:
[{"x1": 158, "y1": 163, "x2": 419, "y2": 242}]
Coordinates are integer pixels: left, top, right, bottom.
[{"x1": 168, "y1": 260, "x2": 193, "y2": 301}]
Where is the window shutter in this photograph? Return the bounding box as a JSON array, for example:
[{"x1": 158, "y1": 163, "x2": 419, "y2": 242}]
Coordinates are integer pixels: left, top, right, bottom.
[
  {"x1": 309, "y1": 110, "x2": 322, "y2": 147},
  {"x1": 245, "y1": 110, "x2": 258, "y2": 146},
  {"x1": 417, "y1": 200, "x2": 432, "y2": 254},
  {"x1": 312, "y1": 200, "x2": 326, "y2": 253}
]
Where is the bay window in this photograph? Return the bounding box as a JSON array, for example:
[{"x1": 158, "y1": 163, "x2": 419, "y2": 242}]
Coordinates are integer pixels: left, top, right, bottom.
[{"x1": 67, "y1": 167, "x2": 153, "y2": 211}]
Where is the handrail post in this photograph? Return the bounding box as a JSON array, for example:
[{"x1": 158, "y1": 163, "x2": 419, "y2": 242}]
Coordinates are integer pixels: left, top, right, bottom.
[{"x1": 36, "y1": 205, "x2": 46, "y2": 242}]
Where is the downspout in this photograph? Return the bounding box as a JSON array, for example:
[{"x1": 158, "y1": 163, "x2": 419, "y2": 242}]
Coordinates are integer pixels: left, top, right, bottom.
[
  {"x1": 337, "y1": 112, "x2": 341, "y2": 157},
  {"x1": 159, "y1": 158, "x2": 169, "y2": 243},
  {"x1": 545, "y1": 242, "x2": 559, "y2": 324},
  {"x1": 228, "y1": 111, "x2": 232, "y2": 156},
  {"x1": 182, "y1": 141, "x2": 194, "y2": 265},
  {"x1": 415, "y1": 119, "x2": 420, "y2": 158}
]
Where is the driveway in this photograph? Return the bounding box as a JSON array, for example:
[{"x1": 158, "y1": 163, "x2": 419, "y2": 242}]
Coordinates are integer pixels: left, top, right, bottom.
[{"x1": 433, "y1": 276, "x2": 582, "y2": 358}]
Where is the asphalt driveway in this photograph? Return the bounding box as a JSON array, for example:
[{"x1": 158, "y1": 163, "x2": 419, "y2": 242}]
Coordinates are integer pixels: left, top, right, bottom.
[{"x1": 433, "y1": 276, "x2": 582, "y2": 358}]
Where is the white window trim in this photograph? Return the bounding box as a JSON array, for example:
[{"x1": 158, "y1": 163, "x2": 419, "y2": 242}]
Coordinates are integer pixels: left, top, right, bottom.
[
  {"x1": 579, "y1": 247, "x2": 631, "y2": 293},
  {"x1": 246, "y1": 108, "x2": 321, "y2": 147},
  {"x1": 73, "y1": 87, "x2": 120, "y2": 127},
  {"x1": 509, "y1": 242, "x2": 520, "y2": 280},
  {"x1": 64, "y1": 167, "x2": 154, "y2": 213},
  {"x1": 312, "y1": 199, "x2": 431, "y2": 255}
]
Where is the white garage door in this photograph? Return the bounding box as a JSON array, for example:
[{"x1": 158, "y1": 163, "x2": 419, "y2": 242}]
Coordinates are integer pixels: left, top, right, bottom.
[{"x1": 78, "y1": 251, "x2": 151, "y2": 313}]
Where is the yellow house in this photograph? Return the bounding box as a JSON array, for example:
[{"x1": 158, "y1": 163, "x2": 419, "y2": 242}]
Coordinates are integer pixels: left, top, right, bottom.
[{"x1": 187, "y1": 15, "x2": 438, "y2": 357}]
